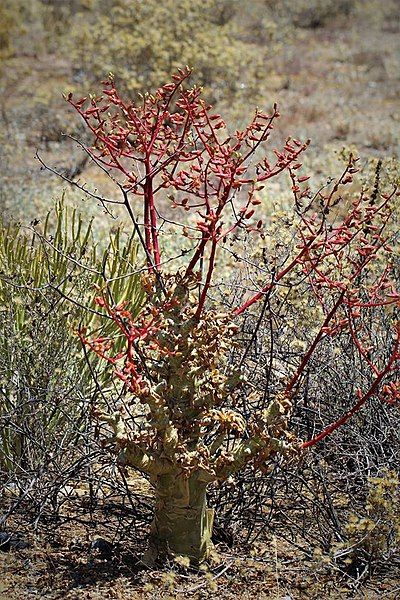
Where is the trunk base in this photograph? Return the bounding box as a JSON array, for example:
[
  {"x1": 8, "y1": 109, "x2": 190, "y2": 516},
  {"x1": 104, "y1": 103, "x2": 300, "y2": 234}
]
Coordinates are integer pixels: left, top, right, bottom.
[{"x1": 145, "y1": 473, "x2": 214, "y2": 566}]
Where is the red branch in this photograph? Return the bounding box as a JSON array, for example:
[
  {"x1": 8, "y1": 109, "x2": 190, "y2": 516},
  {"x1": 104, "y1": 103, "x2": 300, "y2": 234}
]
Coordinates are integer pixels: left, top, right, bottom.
[
  {"x1": 302, "y1": 323, "x2": 400, "y2": 448},
  {"x1": 68, "y1": 70, "x2": 400, "y2": 450}
]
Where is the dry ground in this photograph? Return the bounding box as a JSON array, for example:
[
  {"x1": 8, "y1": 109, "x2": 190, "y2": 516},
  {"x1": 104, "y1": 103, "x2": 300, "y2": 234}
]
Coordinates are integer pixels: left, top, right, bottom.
[{"x1": 1, "y1": 485, "x2": 400, "y2": 600}]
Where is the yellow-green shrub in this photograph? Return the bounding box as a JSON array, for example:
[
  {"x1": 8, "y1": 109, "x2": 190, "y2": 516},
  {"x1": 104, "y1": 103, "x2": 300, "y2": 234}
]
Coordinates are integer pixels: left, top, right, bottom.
[
  {"x1": 340, "y1": 470, "x2": 400, "y2": 564},
  {"x1": 67, "y1": 0, "x2": 268, "y2": 103},
  {"x1": 0, "y1": 202, "x2": 143, "y2": 478}
]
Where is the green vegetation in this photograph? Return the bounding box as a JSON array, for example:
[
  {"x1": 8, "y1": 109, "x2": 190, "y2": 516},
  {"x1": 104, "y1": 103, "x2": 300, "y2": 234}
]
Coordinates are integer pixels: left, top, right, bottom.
[
  {"x1": 344, "y1": 470, "x2": 400, "y2": 563},
  {"x1": 0, "y1": 203, "x2": 143, "y2": 492},
  {"x1": 67, "y1": 0, "x2": 268, "y2": 102}
]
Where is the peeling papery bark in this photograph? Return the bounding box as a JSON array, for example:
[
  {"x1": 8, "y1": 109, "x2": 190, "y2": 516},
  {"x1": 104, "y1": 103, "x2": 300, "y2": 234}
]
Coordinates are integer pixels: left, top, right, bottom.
[{"x1": 146, "y1": 473, "x2": 214, "y2": 565}]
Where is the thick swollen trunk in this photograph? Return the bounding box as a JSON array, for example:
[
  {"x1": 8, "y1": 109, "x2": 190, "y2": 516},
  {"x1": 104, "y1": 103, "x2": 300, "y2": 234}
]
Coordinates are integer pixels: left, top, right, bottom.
[{"x1": 147, "y1": 472, "x2": 214, "y2": 565}]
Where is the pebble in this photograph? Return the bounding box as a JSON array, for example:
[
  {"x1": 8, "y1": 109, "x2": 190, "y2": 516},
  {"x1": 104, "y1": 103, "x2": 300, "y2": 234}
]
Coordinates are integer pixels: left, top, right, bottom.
[{"x1": 0, "y1": 531, "x2": 31, "y2": 552}]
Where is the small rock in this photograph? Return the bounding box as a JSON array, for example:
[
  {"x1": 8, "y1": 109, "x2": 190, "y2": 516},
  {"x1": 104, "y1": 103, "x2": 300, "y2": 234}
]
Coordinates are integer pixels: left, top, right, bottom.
[
  {"x1": 90, "y1": 538, "x2": 113, "y2": 559},
  {"x1": 11, "y1": 538, "x2": 31, "y2": 550},
  {"x1": 0, "y1": 532, "x2": 31, "y2": 552},
  {"x1": 0, "y1": 532, "x2": 11, "y2": 552}
]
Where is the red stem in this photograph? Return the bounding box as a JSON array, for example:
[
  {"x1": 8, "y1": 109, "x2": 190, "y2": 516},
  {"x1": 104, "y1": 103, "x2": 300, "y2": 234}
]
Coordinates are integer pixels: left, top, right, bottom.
[
  {"x1": 185, "y1": 236, "x2": 208, "y2": 275},
  {"x1": 302, "y1": 326, "x2": 400, "y2": 448},
  {"x1": 145, "y1": 158, "x2": 160, "y2": 268},
  {"x1": 143, "y1": 191, "x2": 152, "y2": 267},
  {"x1": 234, "y1": 244, "x2": 312, "y2": 316},
  {"x1": 301, "y1": 394, "x2": 367, "y2": 449},
  {"x1": 284, "y1": 289, "x2": 346, "y2": 395},
  {"x1": 195, "y1": 236, "x2": 217, "y2": 319}
]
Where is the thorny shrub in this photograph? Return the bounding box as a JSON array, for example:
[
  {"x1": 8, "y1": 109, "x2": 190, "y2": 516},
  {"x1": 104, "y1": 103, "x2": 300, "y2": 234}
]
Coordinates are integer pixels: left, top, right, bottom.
[{"x1": 210, "y1": 157, "x2": 400, "y2": 564}]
